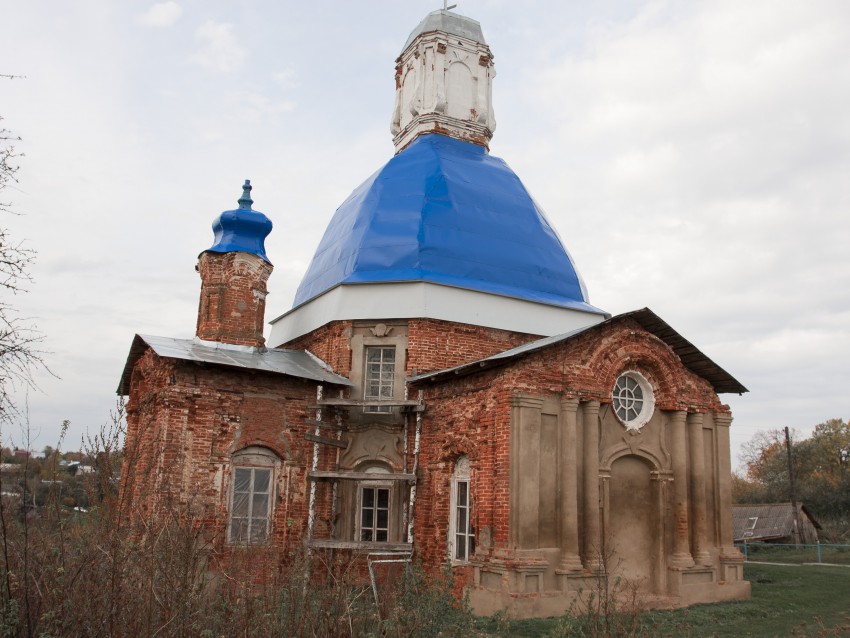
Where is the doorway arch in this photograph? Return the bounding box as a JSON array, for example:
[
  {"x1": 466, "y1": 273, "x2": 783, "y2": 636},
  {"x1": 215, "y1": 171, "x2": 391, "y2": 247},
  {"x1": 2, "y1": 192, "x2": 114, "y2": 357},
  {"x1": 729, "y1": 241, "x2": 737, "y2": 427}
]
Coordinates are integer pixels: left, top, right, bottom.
[{"x1": 605, "y1": 455, "x2": 661, "y2": 593}]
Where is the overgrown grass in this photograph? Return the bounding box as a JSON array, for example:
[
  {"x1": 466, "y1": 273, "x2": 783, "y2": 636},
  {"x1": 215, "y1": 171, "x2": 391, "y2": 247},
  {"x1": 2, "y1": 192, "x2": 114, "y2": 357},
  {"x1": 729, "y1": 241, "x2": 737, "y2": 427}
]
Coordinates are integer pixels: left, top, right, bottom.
[
  {"x1": 0, "y1": 412, "x2": 476, "y2": 637},
  {"x1": 0, "y1": 499, "x2": 476, "y2": 637},
  {"x1": 476, "y1": 563, "x2": 850, "y2": 637}
]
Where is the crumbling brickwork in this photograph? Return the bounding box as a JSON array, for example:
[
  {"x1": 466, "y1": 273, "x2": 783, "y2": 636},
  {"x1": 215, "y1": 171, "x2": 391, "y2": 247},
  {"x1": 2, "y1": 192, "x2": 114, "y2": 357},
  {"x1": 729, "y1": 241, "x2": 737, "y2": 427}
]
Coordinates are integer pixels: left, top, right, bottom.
[
  {"x1": 195, "y1": 251, "x2": 272, "y2": 347},
  {"x1": 285, "y1": 317, "x2": 541, "y2": 380},
  {"x1": 122, "y1": 308, "x2": 747, "y2": 615},
  {"x1": 122, "y1": 347, "x2": 340, "y2": 550}
]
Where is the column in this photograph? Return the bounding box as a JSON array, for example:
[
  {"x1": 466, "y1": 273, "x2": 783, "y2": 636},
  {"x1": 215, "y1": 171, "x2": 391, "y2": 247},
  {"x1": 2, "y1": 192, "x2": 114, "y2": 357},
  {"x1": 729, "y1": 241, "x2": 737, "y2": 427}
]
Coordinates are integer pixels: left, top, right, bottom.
[
  {"x1": 582, "y1": 400, "x2": 601, "y2": 569},
  {"x1": 669, "y1": 410, "x2": 694, "y2": 568},
  {"x1": 688, "y1": 412, "x2": 711, "y2": 565},
  {"x1": 651, "y1": 473, "x2": 667, "y2": 593},
  {"x1": 714, "y1": 414, "x2": 740, "y2": 556},
  {"x1": 558, "y1": 397, "x2": 583, "y2": 571}
]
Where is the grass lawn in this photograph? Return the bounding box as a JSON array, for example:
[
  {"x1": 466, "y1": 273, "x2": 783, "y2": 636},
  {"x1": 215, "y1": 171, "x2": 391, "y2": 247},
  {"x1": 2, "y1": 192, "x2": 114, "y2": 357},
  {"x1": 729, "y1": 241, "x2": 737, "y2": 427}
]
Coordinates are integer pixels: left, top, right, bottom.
[
  {"x1": 741, "y1": 544, "x2": 850, "y2": 566},
  {"x1": 475, "y1": 563, "x2": 850, "y2": 637}
]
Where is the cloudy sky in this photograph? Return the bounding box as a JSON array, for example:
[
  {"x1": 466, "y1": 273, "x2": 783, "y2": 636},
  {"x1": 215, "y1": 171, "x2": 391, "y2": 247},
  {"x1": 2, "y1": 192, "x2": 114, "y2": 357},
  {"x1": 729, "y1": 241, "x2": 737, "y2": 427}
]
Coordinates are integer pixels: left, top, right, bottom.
[{"x1": 1, "y1": 0, "x2": 848, "y2": 468}]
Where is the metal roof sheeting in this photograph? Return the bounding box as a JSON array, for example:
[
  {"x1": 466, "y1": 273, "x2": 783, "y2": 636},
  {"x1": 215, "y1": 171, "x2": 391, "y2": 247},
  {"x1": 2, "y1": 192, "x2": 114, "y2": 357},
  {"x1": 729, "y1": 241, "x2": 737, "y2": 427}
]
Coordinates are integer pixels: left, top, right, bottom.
[
  {"x1": 401, "y1": 10, "x2": 486, "y2": 53},
  {"x1": 409, "y1": 307, "x2": 748, "y2": 394},
  {"x1": 733, "y1": 503, "x2": 820, "y2": 543},
  {"x1": 117, "y1": 335, "x2": 352, "y2": 395},
  {"x1": 293, "y1": 134, "x2": 603, "y2": 316}
]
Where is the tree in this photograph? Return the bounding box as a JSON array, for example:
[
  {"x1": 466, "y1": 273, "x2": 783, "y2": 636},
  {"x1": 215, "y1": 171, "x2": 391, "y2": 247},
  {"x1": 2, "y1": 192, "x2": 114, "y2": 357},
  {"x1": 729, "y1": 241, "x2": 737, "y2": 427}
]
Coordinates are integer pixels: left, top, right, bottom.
[
  {"x1": 736, "y1": 418, "x2": 850, "y2": 520},
  {"x1": 0, "y1": 77, "x2": 47, "y2": 422}
]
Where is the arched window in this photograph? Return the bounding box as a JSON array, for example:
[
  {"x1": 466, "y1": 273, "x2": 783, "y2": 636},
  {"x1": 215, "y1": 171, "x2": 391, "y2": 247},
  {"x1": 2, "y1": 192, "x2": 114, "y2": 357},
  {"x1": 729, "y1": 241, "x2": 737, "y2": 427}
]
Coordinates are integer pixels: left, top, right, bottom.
[
  {"x1": 228, "y1": 446, "x2": 279, "y2": 544},
  {"x1": 449, "y1": 456, "x2": 474, "y2": 562}
]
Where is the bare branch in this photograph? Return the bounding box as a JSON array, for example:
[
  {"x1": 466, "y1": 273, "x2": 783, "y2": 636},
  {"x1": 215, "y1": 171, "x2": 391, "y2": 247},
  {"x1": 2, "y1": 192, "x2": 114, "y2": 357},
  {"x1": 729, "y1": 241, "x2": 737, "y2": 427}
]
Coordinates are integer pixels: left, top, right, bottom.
[{"x1": 0, "y1": 89, "x2": 52, "y2": 421}]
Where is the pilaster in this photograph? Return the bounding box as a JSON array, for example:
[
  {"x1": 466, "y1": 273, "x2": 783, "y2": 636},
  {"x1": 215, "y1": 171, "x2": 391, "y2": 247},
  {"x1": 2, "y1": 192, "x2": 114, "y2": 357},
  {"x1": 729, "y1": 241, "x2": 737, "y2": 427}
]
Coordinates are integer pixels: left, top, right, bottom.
[
  {"x1": 668, "y1": 410, "x2": 694, "y2": 568},
  {"x1": 714, "y1": 414, "x2": 742, "y2": 560},
  {"x1": 557, "y1": 397, "x2": 583, "y2": 573},
  {"x1": 687, "y1": 412, "x2": 711, "y2": 565},
  {"x1": 509, "y1": 395, "x2": 545, "y2": 549},
  {"x1": 581, "y1": 400, "x2": 601, "y2": 569}
]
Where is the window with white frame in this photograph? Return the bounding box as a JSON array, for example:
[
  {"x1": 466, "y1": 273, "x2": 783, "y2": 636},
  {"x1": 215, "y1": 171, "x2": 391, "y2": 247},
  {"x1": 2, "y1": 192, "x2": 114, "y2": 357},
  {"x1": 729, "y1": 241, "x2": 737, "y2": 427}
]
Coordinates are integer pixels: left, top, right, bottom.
[
  {"x1": 360, "y1": 486, "x2": 390, "y2": 542},
  {"x1": 449, "y1": 456, "x2": 474, "y2": 562},
  {"x1": 357, "y1": 465, "x2": 393, "y2": 543},
  {"x1": 229, "y1": 447, "x2": 278, "y2": 544},
  {"x1": 364, "y1": 346, "x2": 396, "y2": 413},
  {"x1": 612, "y1": 371, "x2": 655, "y2": 432}
]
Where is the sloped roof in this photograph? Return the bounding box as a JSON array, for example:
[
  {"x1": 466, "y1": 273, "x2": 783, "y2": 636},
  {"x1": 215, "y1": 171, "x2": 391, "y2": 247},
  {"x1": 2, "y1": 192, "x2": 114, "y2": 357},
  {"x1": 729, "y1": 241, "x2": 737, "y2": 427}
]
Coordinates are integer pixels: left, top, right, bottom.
[
  {"x1": 733, "y1": 503, "x2": 821, "y2": 542},
  {"x1": 408, "y1": 307, "x2": 748, "y2": 394},
  {"x1": 401, "y1": 9, "x2": 486, "y2": 54},
  {"x1": 291, "y1": 134, "x2": 603, "y2": 316},
  {"x1": 117, "y1": 334, "x2": 352, "y2": 395}
]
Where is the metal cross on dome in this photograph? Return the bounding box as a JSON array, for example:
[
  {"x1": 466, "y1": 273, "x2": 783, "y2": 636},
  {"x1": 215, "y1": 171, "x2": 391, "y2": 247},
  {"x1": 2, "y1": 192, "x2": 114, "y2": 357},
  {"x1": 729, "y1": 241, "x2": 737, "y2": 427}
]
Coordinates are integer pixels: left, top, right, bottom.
[{"x1": 442, "y1": 1, "x2": 457, "y2": 10}]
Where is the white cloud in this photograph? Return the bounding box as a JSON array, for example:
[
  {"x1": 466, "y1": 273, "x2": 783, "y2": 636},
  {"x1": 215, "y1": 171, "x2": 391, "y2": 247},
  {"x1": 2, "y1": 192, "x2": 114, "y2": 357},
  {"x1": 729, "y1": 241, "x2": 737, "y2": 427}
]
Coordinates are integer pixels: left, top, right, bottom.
[
  {"x1": 242, "y1": 93, "x2": 296, "y2": 116},
  {"x1": 137, "y1": 2, "x2": 182, "y2": 28},
  {"x1": 2, "y1": 0, "x2": 848, "y2": 469},
  {"x1": 191, "y1": 21, "x2": 246, "y2": 73},
  {"x1": 272, "y1": 68, "x2": 299, "y2": 89},
  {"x1": 517, "y1": 0, "x2": 850, "y2": 466}
]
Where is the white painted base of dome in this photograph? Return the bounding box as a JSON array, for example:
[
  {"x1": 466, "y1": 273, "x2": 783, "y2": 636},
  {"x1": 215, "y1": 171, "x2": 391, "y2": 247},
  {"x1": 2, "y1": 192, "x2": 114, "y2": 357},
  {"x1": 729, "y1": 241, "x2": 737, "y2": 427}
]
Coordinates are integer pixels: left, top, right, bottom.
[{"x1": 268, "y1": 281, "x2": 608, "y2": 347}]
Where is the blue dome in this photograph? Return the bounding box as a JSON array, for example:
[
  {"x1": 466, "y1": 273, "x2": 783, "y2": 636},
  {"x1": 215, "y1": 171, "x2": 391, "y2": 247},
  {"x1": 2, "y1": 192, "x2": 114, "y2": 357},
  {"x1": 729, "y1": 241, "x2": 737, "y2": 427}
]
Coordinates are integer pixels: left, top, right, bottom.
[
  {"x1": 206, "y1": 180, "x2": 273, "y2": 263},
  {"x1": 293, "y1": 134, "x2": 600, "y2": 312}
]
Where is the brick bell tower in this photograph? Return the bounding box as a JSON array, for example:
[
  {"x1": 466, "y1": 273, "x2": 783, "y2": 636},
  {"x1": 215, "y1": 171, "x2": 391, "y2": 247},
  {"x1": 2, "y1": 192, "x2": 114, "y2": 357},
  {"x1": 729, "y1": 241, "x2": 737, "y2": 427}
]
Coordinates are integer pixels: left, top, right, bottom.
[{"x1": 196, "y1": 180, "x2": 273, "y2": 348}]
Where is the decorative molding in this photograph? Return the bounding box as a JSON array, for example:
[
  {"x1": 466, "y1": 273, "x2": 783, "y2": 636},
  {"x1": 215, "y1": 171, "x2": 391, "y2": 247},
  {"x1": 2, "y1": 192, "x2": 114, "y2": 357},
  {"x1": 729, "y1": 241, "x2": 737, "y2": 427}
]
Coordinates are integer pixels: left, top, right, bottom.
[{"x1": 370, "y1": 323, "x2": 393, "y2": 337}]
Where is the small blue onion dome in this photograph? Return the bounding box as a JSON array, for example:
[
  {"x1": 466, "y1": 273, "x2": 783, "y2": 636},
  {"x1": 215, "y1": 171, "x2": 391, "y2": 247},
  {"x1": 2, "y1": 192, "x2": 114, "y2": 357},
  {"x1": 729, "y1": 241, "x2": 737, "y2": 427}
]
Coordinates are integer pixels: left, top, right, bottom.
[{"x1": 205, "y1": 180, "x2": 273, "y2": 264}]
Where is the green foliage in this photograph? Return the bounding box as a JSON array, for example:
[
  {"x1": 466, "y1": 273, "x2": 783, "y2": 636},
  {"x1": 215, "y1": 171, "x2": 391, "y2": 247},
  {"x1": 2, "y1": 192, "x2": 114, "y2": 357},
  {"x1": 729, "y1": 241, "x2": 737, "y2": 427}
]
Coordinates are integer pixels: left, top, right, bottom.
[
  {"x1": 736, "y1": 419, "x2": 850, "y2": 526},
  {"x1": 474, "y1": 563, "x2": 850, "y2": 637}
]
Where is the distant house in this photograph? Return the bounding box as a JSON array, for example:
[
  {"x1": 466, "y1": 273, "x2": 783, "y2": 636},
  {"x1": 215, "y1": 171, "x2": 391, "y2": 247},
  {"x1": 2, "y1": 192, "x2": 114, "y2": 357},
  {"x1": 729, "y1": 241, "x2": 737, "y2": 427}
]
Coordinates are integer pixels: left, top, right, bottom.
[
  {"x1": 0, "y1": 464, "x2": 24, "y2": 474},
  {"x1": 733, "y1": 503, "x2": 820, "y2": 544},
  {"x1": 67, "y1": 462, "x2": 94, "y2": 475}
]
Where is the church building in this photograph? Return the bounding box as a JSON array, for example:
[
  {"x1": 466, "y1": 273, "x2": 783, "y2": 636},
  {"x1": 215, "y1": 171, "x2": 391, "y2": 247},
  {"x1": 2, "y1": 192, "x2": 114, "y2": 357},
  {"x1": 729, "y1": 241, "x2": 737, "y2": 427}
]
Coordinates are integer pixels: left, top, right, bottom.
[{"x1": 119, "y1": 8, "x2": 750, "y2": 617}]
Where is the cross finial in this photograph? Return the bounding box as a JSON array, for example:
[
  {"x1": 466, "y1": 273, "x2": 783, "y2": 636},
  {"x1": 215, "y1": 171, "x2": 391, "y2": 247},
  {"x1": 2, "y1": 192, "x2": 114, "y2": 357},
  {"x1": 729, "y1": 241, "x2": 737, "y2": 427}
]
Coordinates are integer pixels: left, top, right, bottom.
[{"x1": 443, "y1": 1, "x2": 457, "y2": 11}]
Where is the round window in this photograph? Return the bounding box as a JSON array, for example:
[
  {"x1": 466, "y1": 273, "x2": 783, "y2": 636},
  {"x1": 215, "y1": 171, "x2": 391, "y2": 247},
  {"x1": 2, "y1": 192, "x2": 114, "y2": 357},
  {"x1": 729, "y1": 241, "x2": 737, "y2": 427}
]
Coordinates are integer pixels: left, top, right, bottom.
[{"x1": 612, "y1": 371, "x2": 655, "y2": 431}]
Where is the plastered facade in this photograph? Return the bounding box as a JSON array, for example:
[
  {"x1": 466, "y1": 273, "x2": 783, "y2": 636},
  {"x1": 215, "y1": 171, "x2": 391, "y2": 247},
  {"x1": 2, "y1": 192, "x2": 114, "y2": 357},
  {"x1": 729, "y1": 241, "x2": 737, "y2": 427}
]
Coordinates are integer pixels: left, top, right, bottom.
[{"x1": 402, "y1": 317, "x2": 749, "y2": 616}]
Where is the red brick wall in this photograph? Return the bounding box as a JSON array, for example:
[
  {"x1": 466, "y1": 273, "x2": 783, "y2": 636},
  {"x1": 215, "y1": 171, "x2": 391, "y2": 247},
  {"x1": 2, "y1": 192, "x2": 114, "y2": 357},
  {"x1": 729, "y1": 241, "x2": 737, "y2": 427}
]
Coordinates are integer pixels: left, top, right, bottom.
[
  {"x1": 406, "y1": 318, "x2": 541, "y2": 375},
  {"x1": 283, "y1": 317, "x2": 540, "y2": 381},
  {"x1": 409, "y1": 368, "x2": 510, "y2": 569},
  {"x1": 121, "y1": 347, "x2": 335, "y2": 551},
  {"x1": 195, "y1": 251, "x2": 272, "y2": 347},
  {"x1": 283, "y1": 320, "x2": 353, "y2": 376},
  {"x1": 123, "y1": 314, "x2": 730, "y2": 581}
]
